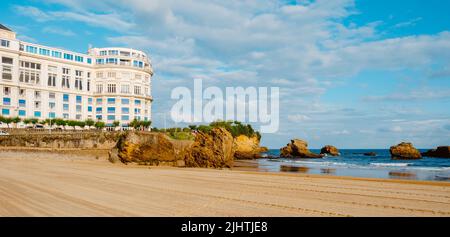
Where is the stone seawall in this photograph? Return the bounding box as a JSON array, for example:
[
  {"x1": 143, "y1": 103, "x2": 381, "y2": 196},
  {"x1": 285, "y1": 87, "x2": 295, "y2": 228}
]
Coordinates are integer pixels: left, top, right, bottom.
[{"x1": 0, "y1": 132, "x2": 122, "y2": 150}]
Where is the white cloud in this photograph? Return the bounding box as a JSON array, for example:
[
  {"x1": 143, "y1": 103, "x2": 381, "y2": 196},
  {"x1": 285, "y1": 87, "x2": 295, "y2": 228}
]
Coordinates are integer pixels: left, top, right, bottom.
[
  {"x1": 287, "y1": 114, "x2": 311, "y2": 123},
  {"x1": 42, "y1": 26, "x2": 75, "y2": 36}
]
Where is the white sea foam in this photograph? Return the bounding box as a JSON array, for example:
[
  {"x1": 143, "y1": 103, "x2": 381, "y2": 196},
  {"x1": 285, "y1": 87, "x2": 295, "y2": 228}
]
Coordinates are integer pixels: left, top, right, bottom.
[{"x1": 370, "y1": 163, "x2": 411, "y2": 167}]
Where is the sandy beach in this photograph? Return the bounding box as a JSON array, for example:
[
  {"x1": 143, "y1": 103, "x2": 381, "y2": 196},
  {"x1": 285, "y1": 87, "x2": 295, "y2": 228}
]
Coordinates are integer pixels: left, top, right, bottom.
[{"x1": 0, "y1": 150, "x2": 449, "y2": 217}]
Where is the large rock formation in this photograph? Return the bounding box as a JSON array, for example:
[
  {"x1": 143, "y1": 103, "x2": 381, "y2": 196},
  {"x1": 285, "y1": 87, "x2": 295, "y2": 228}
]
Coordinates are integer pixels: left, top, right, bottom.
[
  {"x1": 390, "y1": 142, "x2": 422, "y2": 160},
  {"x1": 233, "y1": 135, "x2": 267, "y2": 160},
  {"x1": 184, "y1": 127, "x2": 235, "y2": 168},
  {"x1": 280, "y1": 139, "x2": 324, "y2": 158},
  {"x1": 320, "y1": 145, "x2": 340, "y2": 156},
  {"x1": 422, "y1": 146, "x2": 450, "y2": 158},
  {"x1": 113, "y1": 132, "x2": 192, "y2": 166}
]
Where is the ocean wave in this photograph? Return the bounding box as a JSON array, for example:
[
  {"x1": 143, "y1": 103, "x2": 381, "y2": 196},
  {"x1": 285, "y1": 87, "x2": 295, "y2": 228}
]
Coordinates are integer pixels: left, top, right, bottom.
[{"x1": 370, "y1": 163, "x2": 411, "y2": 167}]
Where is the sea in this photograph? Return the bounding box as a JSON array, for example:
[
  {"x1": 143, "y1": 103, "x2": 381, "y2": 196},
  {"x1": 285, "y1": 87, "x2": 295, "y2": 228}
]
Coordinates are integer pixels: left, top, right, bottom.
[{"x1": 257, "y1": 149, "x2": 450, "y2": 182}]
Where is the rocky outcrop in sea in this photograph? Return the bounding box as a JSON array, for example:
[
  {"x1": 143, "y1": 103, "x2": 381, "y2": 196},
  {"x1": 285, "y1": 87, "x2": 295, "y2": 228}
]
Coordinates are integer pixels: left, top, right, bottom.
[
  {"x1": 422, "y1": 146, "x2": 450, "y2": 158},
  {"x1": 320, "y1": 145, "x2": 340, "y2": 156},
  {"x1": 233, "y1": 134, "x2": 268, "y2": 160},
  {"x1": 390, "y1": 142, "x2": 422, "y2": 160},
  {"x1": 280, "y1": 139, "x2": 324, "y2": 158}
]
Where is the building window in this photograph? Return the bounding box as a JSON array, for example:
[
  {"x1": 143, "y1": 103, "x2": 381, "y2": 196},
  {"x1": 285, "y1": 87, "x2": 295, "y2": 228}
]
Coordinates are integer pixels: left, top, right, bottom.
[
  {"x1": 39, "y1": 48, "x2": 50, "y2": 56},
  {"x1": 75, "y1": 56, "x2": 84, "y2": 62},
  {"x1": 100, "y1": 50, "x2": 107, "y2": 56},
  {"x1": 135, "y1": 99, "x2": 141, "y2": 105},
  {"x1": 75, "y1": 70, "x2": 83, "y2": 91},
  {"x1": 107, "y1": 84, "x2": 116, "y2": 93},
  {"x1": 35, "y1": 91, "x2": 41, "y2": 99},
  {"x1": 106, "y1": 58, "x2": 117, "y2": 64},
  {"x1": 88, "y1": 98, "x2": 93, "y2": 104},
  {"x1": 2, "y1": 108, "x2": 10, "y2": 116},
  {"x1": 96, "y1": 115, "x2": 102, "y2": 120},
  {"x1": 76, "y1": 105, "x2": 82, "y2": 112},
  {"x1": 26, "y1": 46, "x2": 38, "y2": 54},
  {"x1": 76, "y1": 96, "x2": 82, "y2": 103},
  {"x1": 49, "y1": 102, "x2": 56, "y2": 109},
  {"x1": 134, "y1": 86, "x2": 141, "y2": 95},
  {"x1": 121, "y1": 107, "x2": 129, "y2": 114},
  {"x1": 34, "y1": 111, "x2": 41, "y2": 118},
  {"x1": 62, "y1": 68, "x2": 70, "y2": 89},
  {"x1": 96, "y1": 107, "x2": 102, "y2": 113},
  {"x1": 107, "y1": 115, "x2": 115, "y2": 121},
  {"x1": 49, "y1": 93, "x2": 56, "y2": 99},
  {"x1": 1, "y1": 39, "x2": 10, "y2": 48},
  {"x1": 107, "y1": 72, "x2": 116, "y2": 78},
  {"x1": 107, "y1": 107, "x2": 115, "y2": 114},
  {"x1": 107, "y1": 98, "x2": 115, "y2": 104},
  {"x1": 88, "y1": 106, "x2": 92, "y2": 112},
  {"x1": 96, "y1": 98, "x2": 103, "y2": 104},
  {"x1": 63, "y1": 104, "x2": 69, "y2": 111},
  {"x1": 121, "y1": 98, "x2": 129, "y2": 105},
  {"x1": 19, "y1": 89, "x2": 25, "y2": 97},
  {"x1": 108, "y1": 50, "x2": 119, "y2": 55},
  {"x1": 63, "y1": 113, "x2": 69, "y2": 119},
  {"x1": 19, "y1": 99, "x2": 26, "y2": 107},
  {"x1": 135, "y1": 108, "x2": 141, "y2": 114},
  {"x1": 63, "y1": 94, "x2": 69, "y2": 102},
  {"x1": 35, "y1": 101, "x2": 41, "y2": 109},
  {"x1": 1, "y1": 57, "x2": 13, "y2": 80},
  {"x1": 121, "y1": 85, "x2": 130, "y2": 94},
  {"x1": 64, "y1": 53, "x2": 74, "y2": 60},
  {"x1": 3, "y1": 97, "x2": 11, "y2": 105},
  {"x1": 96, "y1": 59, "x2": 105, "y2": 65},
  {"x1": 3, "y1": 86, "x2": 10, "y2": 95},
  {"x1": 121, "y1": 115, "x2": 129, "y2": 121},
  {"x1": 87, "y1": 58, "x2": 92, "y2": 64},
  {"x1": 49, "y1": 112, "x2": 56, "y2": 118},
  {"x1": 19, "y1": 110, "x2": 26, "y2": 116},
  {"x1": 76, "y1": 114, "x2": 82, "y2": 120},
  {"x1": 52, "y1": 51, "x2": 62, "y2": 58},
  {"x1": 19, "y1": 61, "x2": 41, "y2": 84},
  {"x1": 48, "y1": 73, "x2": 56, "y2": 87},
  {"x1": 87, "y1": 80, "x2": 91, "y2": 91}
]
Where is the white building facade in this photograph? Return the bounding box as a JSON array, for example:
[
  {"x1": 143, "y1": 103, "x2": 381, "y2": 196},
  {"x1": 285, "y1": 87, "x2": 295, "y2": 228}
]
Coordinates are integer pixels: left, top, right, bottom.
[{"x1": 0, "y1": 24, "x2": 153, "y2": 127}]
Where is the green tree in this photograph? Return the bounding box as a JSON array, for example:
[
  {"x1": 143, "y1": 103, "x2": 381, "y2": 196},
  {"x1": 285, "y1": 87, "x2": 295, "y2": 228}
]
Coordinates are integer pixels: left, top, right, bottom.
[
  {"x1": 188, "y1": 125, "x2": 197, "y2": 131},
  {"x1": 95, "y1": 121, "x2": 106, "y2": 130},
  {"x1": 112, "y1": 120, "x2": 120, "y2": 129},
  {"x1": 85, "y1": 119, "x2": 95, "y2": 128},
  {"x1": 67, "y1": 120, "x2": 78, "y2": 129},
  {"x1": 12, "y1": 117, "x2": 21, "y2": 128}
]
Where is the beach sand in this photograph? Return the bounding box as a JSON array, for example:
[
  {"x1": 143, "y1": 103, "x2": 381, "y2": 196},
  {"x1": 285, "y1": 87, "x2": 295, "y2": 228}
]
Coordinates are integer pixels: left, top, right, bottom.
[{"x1": 0, "y1": 150, "x2": 449, "y2": 217}]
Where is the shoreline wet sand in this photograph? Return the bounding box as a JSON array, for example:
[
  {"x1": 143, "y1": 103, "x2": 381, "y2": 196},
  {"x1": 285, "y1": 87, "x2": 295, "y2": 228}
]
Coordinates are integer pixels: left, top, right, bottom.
[{"x1": 0, "y1": 150, "x2": 449, "y2": 217}]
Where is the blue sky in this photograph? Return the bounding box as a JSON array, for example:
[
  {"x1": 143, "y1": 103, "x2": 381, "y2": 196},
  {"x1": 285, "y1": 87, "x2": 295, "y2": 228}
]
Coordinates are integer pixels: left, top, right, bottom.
[{"x1": 1, "y1": 0, "x2": 449, "y2": 148}]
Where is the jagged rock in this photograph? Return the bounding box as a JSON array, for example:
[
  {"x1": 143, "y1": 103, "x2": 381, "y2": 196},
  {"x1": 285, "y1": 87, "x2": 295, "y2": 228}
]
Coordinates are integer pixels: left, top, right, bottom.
[
  {"x1": 280, "y1": 139, "x2": 324, "y2": 158},
  {"x1": 320, "y1": 145, "x2": 340, "y2": 156},
  {"x1": 108, "y1": 148, "x2": 120, "y2": 163},
  {"x1": 115, "y1": 132, "x2": 192, "y2": 165},
  {"x1": 422, "y1": 146, "x2": 450, "y2": 158},
  {"x1": 184, "y1": 127, "x2": 235, "y2": 168},
  {"x1": 390, "y1": 142, "x2": 422, "y2": 160},
  {"x1": 233, "y1": 135, "x2": 266, "y2": 160},
  {"x1": 259, "y1": 146, "x2": 269, "y2": 153}
]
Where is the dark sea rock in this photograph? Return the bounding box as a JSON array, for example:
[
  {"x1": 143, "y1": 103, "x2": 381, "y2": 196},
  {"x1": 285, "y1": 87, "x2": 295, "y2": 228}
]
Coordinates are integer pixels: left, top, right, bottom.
[
  {"x1": 390, "y1": 142, "x2": 422, "y2": 160},
  {"x1": 320, "y1": 145, "x2": 340, "y2": 156},
  {"x1": 363, "y1": 152, "x2": 377, "y2": 157},
  {"x1": 421, "y1": 146, "x2": 450, "y2": 158}
]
